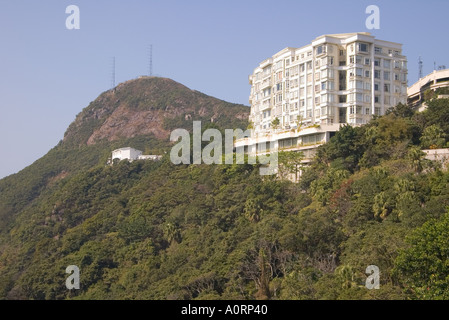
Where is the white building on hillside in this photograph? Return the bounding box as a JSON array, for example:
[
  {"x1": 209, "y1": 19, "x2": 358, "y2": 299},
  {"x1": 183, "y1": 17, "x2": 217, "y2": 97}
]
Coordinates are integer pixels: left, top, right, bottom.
[
  {"x1": 112, "y1": 147, "x2": 143, "y2": 161},
  {"x1": 408, "y1": 69, "x2": 449, "y2": 111},
  {"x1": 237, "y1": 32, "x2": 408, "y2": 163},
  {"x1": 110, "y1": 147, "x2": 162, "y2": 163}
]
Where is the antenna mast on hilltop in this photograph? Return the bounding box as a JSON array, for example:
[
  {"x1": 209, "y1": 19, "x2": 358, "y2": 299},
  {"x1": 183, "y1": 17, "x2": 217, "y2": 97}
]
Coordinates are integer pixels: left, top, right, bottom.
[
  {"x1": 111, "y1": 56, "x2": 116, "y2": 89},
  {"x1": 148, "y1": 44, "x2": 153, "y2": 76},
  {"x1": 418, "y1": 56, "x2": 423, "y2": 79}
]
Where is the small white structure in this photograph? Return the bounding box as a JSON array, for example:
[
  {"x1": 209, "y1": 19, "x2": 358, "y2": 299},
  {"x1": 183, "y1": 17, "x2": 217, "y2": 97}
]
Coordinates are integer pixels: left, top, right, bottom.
[
  {"x1": 423, "y1": 148, "x2": 449, "y2": 168},
  {"x1": 110, "y1": 147, "x2": 162, "y2": 164},
  {"x1": 137, "y1": 155, "x2": 163, "y2": 161},
  {"x1": 112, "y1": 147, "x2": 143, "y2": 161}
]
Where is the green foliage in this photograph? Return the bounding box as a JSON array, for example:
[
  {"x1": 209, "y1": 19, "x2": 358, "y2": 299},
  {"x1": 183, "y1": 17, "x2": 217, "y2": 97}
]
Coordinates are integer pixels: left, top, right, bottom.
[
  {"x1": 395, "y1": 213, "x2": 449, "y2": 299},
  {"x1": 420, "y1": 124, "x2": 447, "y2": 149},
  {"x1": 271, "y1": 117, "x2": 280, "y2": 131},
  {"x1": 4, "y1": 97, "x2": 449, "y2": 300}
]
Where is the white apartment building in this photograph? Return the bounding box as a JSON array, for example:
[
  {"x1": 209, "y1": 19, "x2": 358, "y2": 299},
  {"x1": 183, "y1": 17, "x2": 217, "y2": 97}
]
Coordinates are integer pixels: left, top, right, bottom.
[{"x1": 237, "y1": 32, "x2": 408, "y2": 164}]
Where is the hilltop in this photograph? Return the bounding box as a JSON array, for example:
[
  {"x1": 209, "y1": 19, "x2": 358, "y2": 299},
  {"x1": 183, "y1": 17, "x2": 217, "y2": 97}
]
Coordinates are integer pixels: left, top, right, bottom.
[{"x1": 63, "y1": 77, "x2": 249, "y2": 146}]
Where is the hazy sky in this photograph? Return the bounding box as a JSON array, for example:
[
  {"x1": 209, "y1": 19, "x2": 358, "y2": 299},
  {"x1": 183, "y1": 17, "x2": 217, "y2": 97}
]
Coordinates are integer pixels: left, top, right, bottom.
[{"x1": 0, "y1": 0, "x2": 447, "y2": 178}]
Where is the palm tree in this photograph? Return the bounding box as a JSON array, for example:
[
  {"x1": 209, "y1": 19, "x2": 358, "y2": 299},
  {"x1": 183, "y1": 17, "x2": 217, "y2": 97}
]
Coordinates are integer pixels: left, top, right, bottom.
[{"x1": 407, "y1": 146, "x2": 425, "y2": 173}]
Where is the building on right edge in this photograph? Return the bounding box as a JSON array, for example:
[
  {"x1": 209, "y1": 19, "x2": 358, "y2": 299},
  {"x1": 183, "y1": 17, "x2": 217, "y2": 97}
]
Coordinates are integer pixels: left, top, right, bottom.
[
  {"x1": 407, "y1": 68, "x2": 449, "y2": 112},
  {"x1": 236, "y1": 32, "x2": 408, "y2": 174}
]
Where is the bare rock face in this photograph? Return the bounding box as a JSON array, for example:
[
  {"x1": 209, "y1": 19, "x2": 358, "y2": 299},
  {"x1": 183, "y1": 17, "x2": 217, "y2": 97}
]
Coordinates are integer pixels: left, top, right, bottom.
[{"x1": 63, "y1": 77, "x2": 249, "y2": 146}]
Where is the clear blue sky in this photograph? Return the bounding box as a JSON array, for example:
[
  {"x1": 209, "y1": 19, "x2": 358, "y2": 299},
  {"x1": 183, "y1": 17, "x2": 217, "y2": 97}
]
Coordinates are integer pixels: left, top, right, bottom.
[{"x1": 0, "y1": 0, "x2": 447, "y2": 178}]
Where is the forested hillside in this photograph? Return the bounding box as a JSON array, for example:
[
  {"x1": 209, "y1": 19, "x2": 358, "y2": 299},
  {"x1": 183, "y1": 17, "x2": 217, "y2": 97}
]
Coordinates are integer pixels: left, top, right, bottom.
[{"x1": 1, "y1": 80, "x2": 449, "y2": 299}]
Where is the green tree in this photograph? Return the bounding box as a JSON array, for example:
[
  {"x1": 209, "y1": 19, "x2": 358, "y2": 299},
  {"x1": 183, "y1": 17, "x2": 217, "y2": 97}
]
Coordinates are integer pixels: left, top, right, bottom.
[
  {"x1": 295, "y1": 115, "x2": 304, "y2": 132},
  {"x1": 407, "y1": 146, "x2": 425, "y2": 173},
  {"x1": 420, "y1": 124, "x2": 446, "y2": 149},
  {"x1": 271, "y1": 117, "x2": 280, "y2": 131},
  {"x1": 277, "y1": 151, "x2": 304, "y2": 181},
  {"x1": 395, "y1": 213, "x2": 449, "y2": 299}
]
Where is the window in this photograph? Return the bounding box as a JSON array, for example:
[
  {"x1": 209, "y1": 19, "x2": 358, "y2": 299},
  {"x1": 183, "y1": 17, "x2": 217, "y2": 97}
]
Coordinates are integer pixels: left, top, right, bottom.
[
  {"x1": 365, "y1": 108, "x2": 370, "y2": 114},
  {"x1": 315, "y1": 60, "x2": 320, "y2": 67},
  {"x1": 384, "y1": 71, "x2": 390, "y2": 81},
  {"x1": 374, "y1": 83, "x2": 379, "y2": 91},
  {"x1": 374, "y1": 70, "x2": 381, "y2": 79},
  {"x1": 307, "y1": 85, "x2": 312, "y2": 95},
  {"x1": 300, "y1": 99, "x2": 305, "y2": 107},
  {"x1": 307, "y1": 51, "x2": 312, "y2": 57},
  {"x1": 315, "y1": 72, "x2": 320, "y2": 81},
  {"x1": 307, "y1": 74, "x2": 312, "y2": 82},
  {"x1": 300, "y1": 75, "x2": 305, "y2": 85},
  {"x1": 307, "y1": 61, "x2": 312, "y2": 69},
  {"x1": 364, "y1": 82, "x2": 371, "y2": 90},
  {"x1": 276, "y1": 83, "x2": 282, "y2": 91},
  {"x1": 340, "y1": 50, "x2": 344, "y2": 56},
  {"x1": 375, "y1": 107, "x2": 381, "y2": 116},
  {"x1": 300, "y1": 88, "x2": 305, "y2": 97},
  {"x1": 321, "y1": 69, "x2": 327, "y2": 79},
  {"x1": 374, "y1": 96, "x2": 379, "y2": 103},
  {"x1": 384, "y1": 84, "x2": 390, "y2": 92},
  {"x1": 356, "y1": 80, "x2": 363, "y2": 89},
  {"x1": 306, "y1": 109, "x2": 312, "y2": 118},
  {"x1": 374, "y1": 59, "x2": 380, "y2": 67},
  {"x1": 276, "y1": 71, "x2": 283, "y2": 81},
  {"x1": 375, "y1": 47, "x2": 382, "y2": 54},
  {"x1": 365, "y1": 95, "x2": 370, "y2": 103},
  {"x1": 365, "y1": 70, "x2": 370, "y2": 78},
  {"x1": 315, "y1": 84, "x2": 320, "y2": 92},
  {"x1": 356, "y1": 68, "x2": 363, "y2": 77},
  {"x1": 321, "y1": 82, "x2": 327, "y2": 90},
  {"x1": 356, "y1": 56, "x2": 362, "y2": 64},
  {"x1": 350, "y1": 105, "x2": 355, "y2": 114},
  {"x1": 300, "y1": 64, "x2": 305, "y2": 72},
  {"x1": 315, "y1": 96, "x2": 320, "y2": 105},
  {"x1": 394, "y1": 73, "x2": 399, "y2": 81},
  {"x1": 383, "y1": 60, "x2": 391, "y2": 69},
  {"x1": 365, "y1": 58, "x2": 370, "y2": 65},
  {"x1": 350, "y1": 56, "x2": 355, "y2": 64},
  {"x1": 339, "y1": 95, "x2": 347, "y2": 103},
  {"x1": 358, "y1": 43, "x2": 368, "y2": 52},
  {"x1": 329, "y1": 57, "x2": 334, "y2": 66},
  {"x1": 356, "y1": 93, "x2": 363, "y2": 102}
]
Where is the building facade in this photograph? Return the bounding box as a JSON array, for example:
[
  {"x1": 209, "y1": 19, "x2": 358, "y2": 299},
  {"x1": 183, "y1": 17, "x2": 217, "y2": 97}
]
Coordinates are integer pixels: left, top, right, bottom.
[
  {"x1": 112, "y1": 147, "x2": 143, "y2": 161},
  {"x1": 239, "y1": 32, "x2": 408, "y2": 163},
  {"x1": 408, "y1": 69, "x2": 449, "y2": 111}
]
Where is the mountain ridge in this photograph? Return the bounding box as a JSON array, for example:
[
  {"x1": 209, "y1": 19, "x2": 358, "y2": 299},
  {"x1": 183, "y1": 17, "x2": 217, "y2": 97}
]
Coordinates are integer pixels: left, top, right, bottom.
[{"x1": 63, "y1": 77, "x2": 250, "y2": 147}]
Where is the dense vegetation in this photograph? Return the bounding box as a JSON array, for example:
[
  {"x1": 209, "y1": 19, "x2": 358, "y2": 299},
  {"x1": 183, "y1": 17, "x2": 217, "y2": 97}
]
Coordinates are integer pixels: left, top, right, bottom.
[{"x1": 1, "y1": 88, "x2": 449, "y2": 299}]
